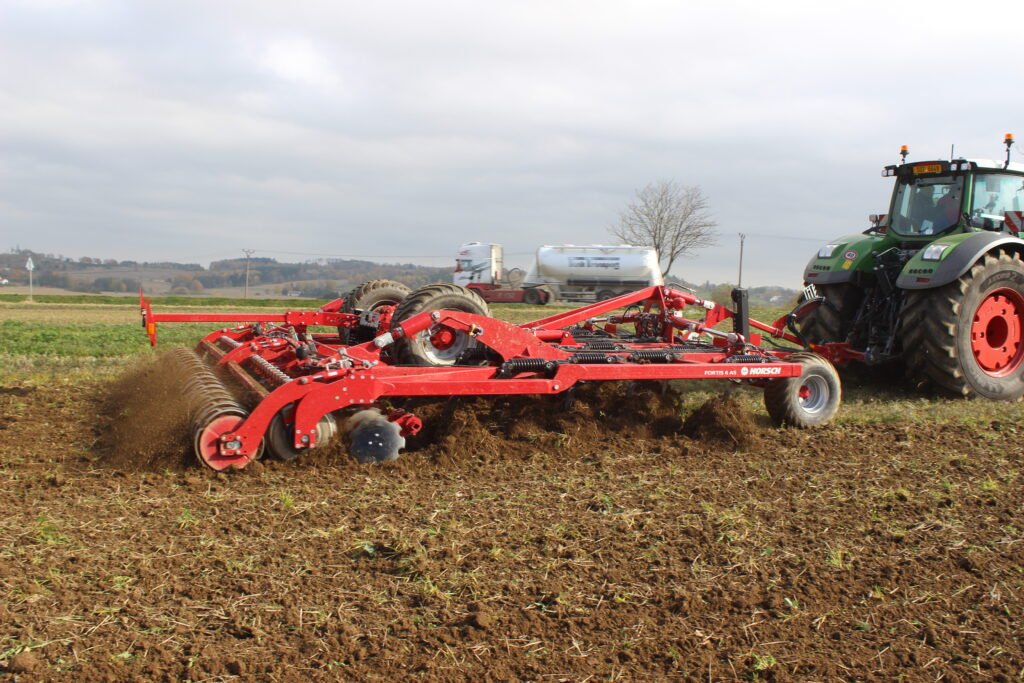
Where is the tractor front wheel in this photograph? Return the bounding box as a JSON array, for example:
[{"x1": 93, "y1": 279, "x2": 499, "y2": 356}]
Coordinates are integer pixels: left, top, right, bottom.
[
  {"x1": 390, "y1": 284, "x2": 491, "y2": 366},
  {"x1": 901, "y1": 252, "x2": 1024, "y2": 399},
  {"x1": 796, "y1": 283, "x2": 861, "y2": 344},
  {"x1": 764, "y1": 352, "x2": 842, "y2": 428}
]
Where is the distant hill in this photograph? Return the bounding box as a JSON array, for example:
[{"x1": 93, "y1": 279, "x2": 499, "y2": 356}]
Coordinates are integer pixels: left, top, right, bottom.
[{"x1": 0, "y1": 249, "x2": 452, "y2": 298}]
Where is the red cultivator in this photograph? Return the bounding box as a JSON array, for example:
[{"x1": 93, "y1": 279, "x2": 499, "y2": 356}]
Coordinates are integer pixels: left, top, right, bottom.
[{"x1": 140, "y1": 281, "x2": 842, "y2": 470}]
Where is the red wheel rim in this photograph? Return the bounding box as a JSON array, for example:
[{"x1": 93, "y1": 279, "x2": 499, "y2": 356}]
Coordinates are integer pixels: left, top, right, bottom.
[
  {"x1": 429, "y1": 328, "x2": 457, "y2": 351},
  {"x1": 971, "y1": 287, "x2": 1024, "y2": 376},
  {"x1": 195, "y1": 415, "x2": 255, "y2": 471}
]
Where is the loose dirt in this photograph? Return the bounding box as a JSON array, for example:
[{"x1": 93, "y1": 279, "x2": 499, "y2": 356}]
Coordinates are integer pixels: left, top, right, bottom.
[{"x1": 1, "y1": 361, "x2": 1023, "y2": 681}]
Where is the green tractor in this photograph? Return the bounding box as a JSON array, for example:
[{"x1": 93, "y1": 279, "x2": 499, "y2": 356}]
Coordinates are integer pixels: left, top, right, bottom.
[{"x1": 799, "y1": 134, "x2": 1024, "y2": 399}]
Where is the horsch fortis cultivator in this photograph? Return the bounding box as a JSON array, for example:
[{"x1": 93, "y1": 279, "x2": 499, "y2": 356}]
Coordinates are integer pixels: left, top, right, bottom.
[{"x1": 140, "y1": 281, "x2": 843, "y2": 470}]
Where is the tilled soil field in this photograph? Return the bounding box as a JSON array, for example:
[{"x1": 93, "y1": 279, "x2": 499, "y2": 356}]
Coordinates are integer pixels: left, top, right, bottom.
[{"x1": 1, "y1": 357, "x2": 1023, "y2": 681}]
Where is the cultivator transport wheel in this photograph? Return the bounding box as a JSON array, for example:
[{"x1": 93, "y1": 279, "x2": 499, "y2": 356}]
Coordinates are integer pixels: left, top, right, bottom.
[
  {"x1": 764, "y1": 352, "x2": 842, "y2": 428},
  {"x1": 169, "y1": 348, "x2": 264, "y2": 470},
  {"x1": 340, "y1": 279, "x2": 411, "y2": 344},
  {"x1": 901, "y1": 252, "x2": 1024, "y2": 399},
  {"x1": 266, "y1": 408, "x2": 339, "y2": 461},
  {"x1": 390, "y1": 284, "x2": 491, "y2": 366},
  {"x1": 523, "y1": 287, "x2": 542, "y2": 305},
  {"x1": 796, "y1": 284, "x2": 861, "y2": 344}
]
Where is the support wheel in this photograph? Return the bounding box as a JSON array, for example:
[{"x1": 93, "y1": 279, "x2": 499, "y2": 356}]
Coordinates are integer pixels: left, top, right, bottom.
[
  {"x1": 340, "y1": 279, "x2": 411, "y2": 344},
  {"x1": 523, "y1": 288, "x2": 541, "y2": 305},
  {"x1": 900, "y1": 252, "x2": 1024, "y2": 399},
  {"x1": 764, "y1": 352, "x2": 841, "y2": 428},
  {"x1": 390, "y1": 284, "x2": 490, "y2": 366}
]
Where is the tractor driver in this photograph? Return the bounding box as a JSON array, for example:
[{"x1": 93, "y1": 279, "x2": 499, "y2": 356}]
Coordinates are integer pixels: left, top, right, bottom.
[{"x1": 934, "y1": 185, "x2": 962, "y2": 230}]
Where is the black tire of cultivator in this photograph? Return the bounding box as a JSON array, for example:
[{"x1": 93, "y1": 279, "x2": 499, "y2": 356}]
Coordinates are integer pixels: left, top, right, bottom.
[
  {"x1": 340, "y1": 279, "x2": 411, "y2": 344},
  {"x1": 390, "y1": 283, "x2": 491, "y2": 366},
  {"x1": 796, "y1": 283, "x2": 861, "y2": 344},
  {"x1": 900, "y1": 252, "x2": 1024, "y2": 400},
  {"x1": 266, "y1": 410, "x2": 339, "y2": 462},
  {"x1": 168, "y1": 347, "x2": 264, "y2": 467},
  {"x1": 763, "y1": 352, "x2": 841, "y2": 428}
]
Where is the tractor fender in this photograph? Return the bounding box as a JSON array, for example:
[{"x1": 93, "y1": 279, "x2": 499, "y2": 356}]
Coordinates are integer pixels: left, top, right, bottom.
[
  {"x1": 896, "y1": 232, "x2": 1024, "y2": 290},
  {"x1": 803, "y1": 232, "x2": 888, "y2": 286}
]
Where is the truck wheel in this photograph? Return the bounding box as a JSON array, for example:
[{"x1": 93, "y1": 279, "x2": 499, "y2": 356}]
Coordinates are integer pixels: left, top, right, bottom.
[
  {"x1": 796, "y1": 283, "x2": 861, "y2": 344},
  {"x1": 341, "y1": 279, "x2": 411, "y2": 344},
  {"x1": 597, "y1": 289, "x2": 617, "y2": 301},
  {"x1": 764, "y1": 352, "x2": 841, "y2": 428},
  {"x1": 391, "y1": 284, "x2": 491, "y2": 366},
  {"x1": 901, "y1": 252, "x2": 1024, "y2": 399}
]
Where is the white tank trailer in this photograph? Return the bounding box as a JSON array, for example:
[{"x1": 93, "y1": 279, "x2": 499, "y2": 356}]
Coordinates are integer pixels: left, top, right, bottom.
[{"x1": 454, "y1": 243, "x2": 663, "y2": 303}]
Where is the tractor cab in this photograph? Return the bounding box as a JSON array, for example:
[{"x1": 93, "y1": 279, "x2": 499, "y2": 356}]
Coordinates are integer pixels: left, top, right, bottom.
[{"x1": 884, "y1": 157, "x2": 1024, "y2": 238}]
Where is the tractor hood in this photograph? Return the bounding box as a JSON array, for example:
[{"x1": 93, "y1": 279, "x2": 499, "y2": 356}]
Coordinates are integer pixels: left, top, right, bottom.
[{"x1": 803, "y1": 232, "x2": 892, "y2": 285}]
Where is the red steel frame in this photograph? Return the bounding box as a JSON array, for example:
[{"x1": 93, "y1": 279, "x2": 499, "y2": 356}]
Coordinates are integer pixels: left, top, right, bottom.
[{"x1": 140, "y1": 286, "x2": 834, "y2": 469}]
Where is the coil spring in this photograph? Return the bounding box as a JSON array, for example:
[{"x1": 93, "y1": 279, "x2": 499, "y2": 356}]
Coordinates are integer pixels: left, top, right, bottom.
[
  {"x1": 571, "y1": 352, "x2": 619, "y2": 364},
  {"x1": 247, "y1": 354, "x2": 292, "y2": 386},
  {"x1": 627, "y1": 350, "x2": 676, "y2": 363},
  {"x1": 725, "y1": 354, "x2": 771, "y2": 364},
  {"x1": 496, "y1": 357, "x2": 558, "y2": 378}
]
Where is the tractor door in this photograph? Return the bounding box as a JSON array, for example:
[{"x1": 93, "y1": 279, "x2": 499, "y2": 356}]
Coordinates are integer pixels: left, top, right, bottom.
[{"x1": 968, "y1": 173, "x2": 1024, "y2": 232}]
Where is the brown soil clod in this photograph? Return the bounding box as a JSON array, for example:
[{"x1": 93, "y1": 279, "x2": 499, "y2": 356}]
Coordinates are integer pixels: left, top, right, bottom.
[{"x1": 681, "y1": 393, "x2": 761, "y2": 449}]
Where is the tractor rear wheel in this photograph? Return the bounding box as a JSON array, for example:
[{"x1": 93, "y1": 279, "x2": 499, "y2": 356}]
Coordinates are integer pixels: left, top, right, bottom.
[
  {"x1": 900, "y1": 252, "x2": 1024, "y2": 399},
  {"x1": 764, "y1": 352, "x2": 841, "y2": 428},
  {"x1": 341, "y1": 279, "x2": 411, "y2": 344},
  {"x1": 796, "y1": 283, "x2": 861, "y2": 344},
  {"x1": 390, "y1": 284, "x2": 491, "y2": 366}
]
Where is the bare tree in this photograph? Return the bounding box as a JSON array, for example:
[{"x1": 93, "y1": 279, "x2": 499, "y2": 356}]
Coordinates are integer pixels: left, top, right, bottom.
[{"x1": 610, "y1": 180, "x2": 718, "y2": 276}]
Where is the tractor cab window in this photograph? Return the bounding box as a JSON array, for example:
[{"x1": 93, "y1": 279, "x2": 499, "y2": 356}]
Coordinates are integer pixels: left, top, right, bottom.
[
  {"x1": 889, "y1": 175, "x2": 964, "y2": 237},
  {"x1": 970, "y1": 174, "x2": 1024, "y2": 231}
]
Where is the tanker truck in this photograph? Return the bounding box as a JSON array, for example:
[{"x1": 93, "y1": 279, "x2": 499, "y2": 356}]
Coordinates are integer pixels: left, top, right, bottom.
[{"x1": 454, "y1": 243, "x2": 663, "y2": 304}]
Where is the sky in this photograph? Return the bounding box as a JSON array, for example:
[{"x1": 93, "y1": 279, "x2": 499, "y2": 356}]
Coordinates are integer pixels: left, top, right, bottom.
[{"x1": 2, "y1": 0, "x2": 1023, "y2": 288}]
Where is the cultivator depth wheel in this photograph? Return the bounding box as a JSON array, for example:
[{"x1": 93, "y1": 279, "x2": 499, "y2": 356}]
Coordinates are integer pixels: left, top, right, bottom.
[{"x1": 764, "y1": 352, "x2": 841, "y2": 428}]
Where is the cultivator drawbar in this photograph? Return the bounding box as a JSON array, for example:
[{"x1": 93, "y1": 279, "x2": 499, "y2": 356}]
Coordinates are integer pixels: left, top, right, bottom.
[{"x1": 140, "y1": 282, "x2": 842, "y2": 470}]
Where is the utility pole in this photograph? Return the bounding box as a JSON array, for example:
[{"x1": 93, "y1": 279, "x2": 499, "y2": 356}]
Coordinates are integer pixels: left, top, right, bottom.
[
  {"x1": 243, "y1": 249, "x2": 255, "y2": 299},
  {"x1": 737, "y1": 233, "x2": 746, "y2": 288}
]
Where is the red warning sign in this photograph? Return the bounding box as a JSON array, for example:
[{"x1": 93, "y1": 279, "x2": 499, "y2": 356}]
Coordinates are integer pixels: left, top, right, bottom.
[{"x1": 1006, "y1": 211, "x2": 1024, "y2": 234}]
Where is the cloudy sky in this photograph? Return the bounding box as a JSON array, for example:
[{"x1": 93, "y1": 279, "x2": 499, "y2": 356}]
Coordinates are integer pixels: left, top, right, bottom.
[{"x1": 2, "y1": 0, "x2": 1023, "y2": 287}]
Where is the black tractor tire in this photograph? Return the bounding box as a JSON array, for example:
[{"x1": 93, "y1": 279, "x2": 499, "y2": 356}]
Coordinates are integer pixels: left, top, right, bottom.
[
  {"x1": 796, "y1": 283, "x2": 862, "y2": 344},
  {"x1": 340, "y1": 279, "x2": 411, "y2": 344},
  {"x1": 764, "y1": 352, "x2": 842, "y2": 428},
  {"x1": 523, "y1": 288, "x2": 541, "y2": 305},
  {"x1": 900, "y1": 251, "x2": 1024, "y2": 400},
  {"x1": 390, "y1": 283, "x2": 491, "y2": 366}
]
